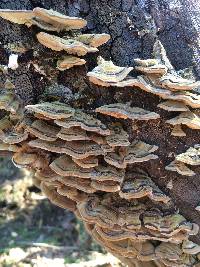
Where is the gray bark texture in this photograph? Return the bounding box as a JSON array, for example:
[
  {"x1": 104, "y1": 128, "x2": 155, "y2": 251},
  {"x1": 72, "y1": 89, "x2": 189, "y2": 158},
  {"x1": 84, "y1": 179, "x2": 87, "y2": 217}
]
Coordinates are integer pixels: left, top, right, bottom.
[{"x1": 0, "y1": 0, "x2": 200, "y2": 266}]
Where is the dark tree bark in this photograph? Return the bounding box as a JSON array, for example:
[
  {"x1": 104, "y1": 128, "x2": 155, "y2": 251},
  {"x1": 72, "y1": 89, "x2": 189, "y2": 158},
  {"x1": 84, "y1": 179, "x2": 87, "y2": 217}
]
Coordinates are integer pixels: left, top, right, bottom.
[{"x1": 0, "y1": 0, "x2": 200, "y2": 266}]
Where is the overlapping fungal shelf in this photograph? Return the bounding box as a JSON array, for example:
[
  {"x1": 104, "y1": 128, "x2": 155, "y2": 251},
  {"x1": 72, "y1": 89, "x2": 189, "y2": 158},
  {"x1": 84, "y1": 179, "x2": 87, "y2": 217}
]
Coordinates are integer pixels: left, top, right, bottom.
[{"x1": 1, "y1": 7, "x2": 200, "y2": 267}]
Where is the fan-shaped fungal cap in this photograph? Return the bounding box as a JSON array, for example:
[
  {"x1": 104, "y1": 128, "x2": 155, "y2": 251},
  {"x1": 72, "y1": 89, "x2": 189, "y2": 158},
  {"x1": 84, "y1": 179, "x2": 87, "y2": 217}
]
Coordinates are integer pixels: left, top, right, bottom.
[
  {"x1": 56, "y1": 176, "x2": 96, "y2": 194},
  {"x1": 55, "y1": 109, "x2": 110, "y2": 136},
  {"x1": 3, "y1": 130, "x2": 28, "y2": 144},
  {"x1": 105, "y1": 124, "x2": 130, "y2": 147},
  {"x1": 0, "y1": 142, "x2": 18, "y2": 152},
  {"x1": 75, "y1": 33, "x2": 110, "y2": 47},
  {"x1": 158, "y1": 73, "x2": 200, "y2": 91},
  {"x1": 166, "y1": 111, "x2": 200, "y2": 130},
  {"x1": 155, "y1": 243, "x2": 182, "y2": 261},
  {"x1": 49, "y1": 154, "x2": 93, "y2": 178},
  {"x1": 95, "y1": 103, "x2": 160, "y2": 121},
  {"x1": 28, "y1": 139, "x2": 104, "y2": 159},
  {"x1": 57, "y1": 127, "x2": 90, "y2": 141},
  {"x1": 87, "y1": 56, "x2": 133, "y2": 83},
  {"x1": 57, "y1": 56, "x2": 86, "y2": 71},
  {"x1": 119, "y1": 175, "x2": 170, "y2": 203},
  {"x1": 176, "y1": 145, "x2": 200, "y2": 166},
  {"x1": 165, "y1": 160, "x2": 195, "y2": 176},
  {"x1": 0, "y1": 9, "x2": 34, "y2": 26},
  {"x1": 171, "y1": 125, "x2": 186, "y2": 137},
  {"x1": 123, "y1": 140, "x2": 158, "y2": 164},
  {"x1": 153, "y1": 40, "x2": 174, "y2": 71},
  {"x1": 135, "y1": 64, "x2": 168, "y2": 76},
  {"x1": 137, "y1": 76, "x2": 200, "y2": 108},
  {"x1": 26, "y1": 119, "x2": 60, "y2": 141},
  {"x1": 182, "y1": 240, "x2": 200, "y2": 255},
  {"x1": 40, "y1": 182, "x2": 76, "y2": 211},
  {"x1": 33, "y1": 7, "x2": 87, "y2": 30},
  {"x1": 104, "y1": 140, "x2": 158, "y2": 168},
  {"x1": 25, "y1": 101, "x2": 75, "y2": 120},
  {"x1": 56, "y1": 185, "x2": 88, "y2": 203},
  {"x1": 36, "y1": 32, "x2": 98, "y2": 56},
  {"x1": 50, "y1": 155, "x2": 124, "y2": 183},
  {"x1": 90, "y1": 180, "x2": 120, "y2": 193},
  {"x1": 143, "y1": 211, "x2": 197, "y2": 236},
  {"x1": 72, "y1": 156, "x2": 98, "y2": 168},
  {"x1": 12, "y1": 151, "x2": 40, "y2": 169},
  {"x1": 157, "y1": 100, "x2": 189, "y2": 112},
  {"x1": 137, "y1": 241, "x2": 157, "y2": 262}
]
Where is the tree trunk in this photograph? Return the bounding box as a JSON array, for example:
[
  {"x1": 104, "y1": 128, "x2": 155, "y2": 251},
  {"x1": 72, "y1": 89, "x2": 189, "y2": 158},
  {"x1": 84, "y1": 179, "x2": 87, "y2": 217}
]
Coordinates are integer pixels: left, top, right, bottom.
[{"x1": 0, "y1": 1, "x2": 200, "y2": 266}]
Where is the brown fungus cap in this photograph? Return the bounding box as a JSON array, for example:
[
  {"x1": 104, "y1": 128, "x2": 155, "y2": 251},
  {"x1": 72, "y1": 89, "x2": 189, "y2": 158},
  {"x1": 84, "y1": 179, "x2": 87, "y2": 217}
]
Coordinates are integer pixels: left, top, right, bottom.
[
  {"x1": 75, "y1": 33, "x2": 110, "y2": 47},
  {"x1": 28, "y1": 139, "x2": 104, "y2": 159},
  {"x1": 55, "y1": 109, "x2": 110, "y2": 136},
  {"x1": 36, "y1": 32, "x2": 98, "y2": 56},
  {"x1": 165, "y1": 160, "x2": 195, "y2": 176},
  {"x1": 57, "y1": 127, "x2": 90, "y2": 141},
  {"x1": 0, "y1": 9, "x2": 34, "y2": 26},
  {"x1": 26, "y1": 119, "x2": 60, "y2": 141},
  {"x1": 25, "y1": 101, "x2": 75, "y2": 120},
  {"x1": 95, "y1": 103, "x2": 160, "y2": 121},
  {"x1": 166, "y1": 111, "x2": 200, "y2": 130},
  {"x1": 33, "y1": 7, "x2": 87, "y2": 31},
  {"x1": 57, "y1": 56, "x2": 86, "y2": 71},
  {"x1": 171, "y1": 125, "x2": 186, "y2": 137},
  {"x1": 157, "y1": 100, "x2": 189, "y2": 112}
]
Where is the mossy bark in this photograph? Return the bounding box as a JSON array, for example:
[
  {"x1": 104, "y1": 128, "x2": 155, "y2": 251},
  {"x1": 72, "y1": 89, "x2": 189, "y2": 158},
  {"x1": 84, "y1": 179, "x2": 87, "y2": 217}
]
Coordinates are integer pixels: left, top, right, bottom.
[{"x1": 0, "y1": 1, "x2": 200, "y2": 266}]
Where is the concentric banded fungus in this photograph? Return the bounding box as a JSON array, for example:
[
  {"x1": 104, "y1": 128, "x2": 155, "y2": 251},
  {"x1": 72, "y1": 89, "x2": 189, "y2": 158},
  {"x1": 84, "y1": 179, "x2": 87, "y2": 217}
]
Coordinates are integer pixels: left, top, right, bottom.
[
  {"x1": 37, "y1": 32, "x2": 98, "y2": 56},
  {"x1": 25, "y1": 101, "x2": 75, "y2": 120},
  {"x1": 157, "y1": 73, "x2": 200, "y2": 91},
  {"x1": 26, "y1": 119, "x2": 60, "y2": 141},
  {"x1": 55, "y1": 109, "x2": 110, "y2": 136},
  {"x1": 3, "y1": 130, "x2": 28, "y2": 144},
  {"x1": 105, "y1": 124, "x2": 130, "y2": 147},
  {"x1": 40, "y1": 182, "x2": 76, "y2": 211},
  {"x1": 96, "y1": 103, "x2": 160, "y2": 121},
  {"x1": 182, "y1": 240, "x2": 200, "y2": 255},
  {"x1": 0, "y1": 9, "x2": 34, "y2": 26},
  {"x1": 87, "y1": 56, "x2": 133, "y2": 84},
  {"x1": 57, "y1": 127, "x2": 90, "y2": 141},
  {"x1": 1, "y1": 8, "x2": 200, "y2": 266},
  {"x1": 72, "y1": 156, "x2": 98, "y2": 168},
  {"x1": 165, "y1": 160, "x2": 195, "y2": 176},
  {"x1": 176, "y1": 145, "x2": 200, "y2": 166},
  {"x1": 32, "y1": 7, "x2": 87, "y2": 31},
  {"x1": 75, "y1": 34, "x2": 110, "y2": 47},
  {"x1": 50, "y1": 155, "x2": 124, "y2": 183},
  {"x1": 104, "y1": 140, "x2": 158, "y2": 168},
  {"x1": 28, "y1": 139, "x2": 104, "y2": 159},
  {"x1": 166, "y1": 111, "x2": 200, "y2": 130},
  {"x1": 157, "y1": 100, "x2": 189, "y2": 112},
  {"x1": 119, "y1": 174, "x2": 170, "y2": 203},
  {"x1": 57, "y1": 56, "x2": 86, "y2": 70}
]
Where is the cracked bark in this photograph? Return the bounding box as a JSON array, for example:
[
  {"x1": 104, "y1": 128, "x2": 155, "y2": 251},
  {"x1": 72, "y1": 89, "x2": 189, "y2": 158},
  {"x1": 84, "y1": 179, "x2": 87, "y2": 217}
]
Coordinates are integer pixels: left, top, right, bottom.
[{"x1": 0, "y1": 1, "x2": 200, "y2": 266}]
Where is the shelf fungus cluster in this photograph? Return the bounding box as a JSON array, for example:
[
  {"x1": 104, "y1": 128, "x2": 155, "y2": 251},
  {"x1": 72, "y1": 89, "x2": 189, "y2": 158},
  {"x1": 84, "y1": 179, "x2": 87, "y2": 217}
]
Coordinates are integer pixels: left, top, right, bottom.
[
  {"x1": 0, "y1": 84, "x2": 199, "y2": 265},
  {"x1": 1, "y1": 7, "x2": 200, "y2": 266},
  {"x1": 88, "y1": 41, "x2": 200, "y2": 138},
  {"x1": 166, "y1": 145, "x2": 200, "y2": 177},
  {"x1": 0, "y1": 8, "x2": 110, "y2": 69}
]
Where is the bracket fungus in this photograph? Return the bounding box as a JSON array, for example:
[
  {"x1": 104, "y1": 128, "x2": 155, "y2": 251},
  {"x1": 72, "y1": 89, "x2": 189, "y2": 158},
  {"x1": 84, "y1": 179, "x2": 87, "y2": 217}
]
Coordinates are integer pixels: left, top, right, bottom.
[
  {"x1": 165, "y1": 160, "x2": 195, "y2": 176},
  {"x1": 166, "y1": 111, "x2": 200, "y2": 130},
  {"x1": 57, "y1": 56, "x2": 86, "y2": 71},
  {"x1": 175, "y1": 145, "x2": 200, "y2": 166},
  {"x1": 37, "y1": 32, "x2": 98, "y2": 56},
  {"x1": 96, "y1": 103, "x2": 160, "y2": 121},
  {"x1": 0, "y1": 8, "x2": 200, "y2": 266},
  {"x1": 87, "y1": 56, "x2": 133, "y2": 85},
  {"x1": 54, "y1": 109, "x2": 110, "y2": 136}
]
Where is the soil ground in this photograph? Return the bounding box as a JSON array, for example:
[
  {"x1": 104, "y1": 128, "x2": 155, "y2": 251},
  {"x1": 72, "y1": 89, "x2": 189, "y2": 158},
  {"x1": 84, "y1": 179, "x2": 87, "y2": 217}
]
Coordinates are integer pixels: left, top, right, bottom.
[{"x1": 0, "y1": 157, "x2": 122, "y2": 267}]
